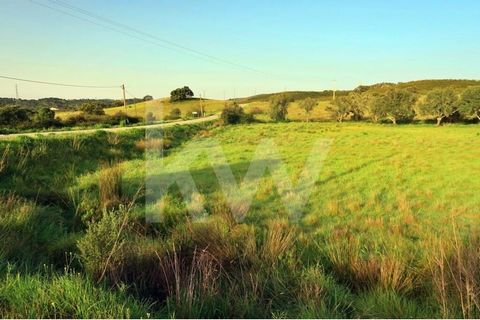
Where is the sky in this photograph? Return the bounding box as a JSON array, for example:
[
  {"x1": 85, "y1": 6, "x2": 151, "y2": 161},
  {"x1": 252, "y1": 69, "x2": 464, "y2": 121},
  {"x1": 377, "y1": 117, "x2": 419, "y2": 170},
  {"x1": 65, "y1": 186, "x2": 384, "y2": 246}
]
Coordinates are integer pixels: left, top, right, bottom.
[{"x1": 0, "y1": 0, "x2": 479, "y2": 99}]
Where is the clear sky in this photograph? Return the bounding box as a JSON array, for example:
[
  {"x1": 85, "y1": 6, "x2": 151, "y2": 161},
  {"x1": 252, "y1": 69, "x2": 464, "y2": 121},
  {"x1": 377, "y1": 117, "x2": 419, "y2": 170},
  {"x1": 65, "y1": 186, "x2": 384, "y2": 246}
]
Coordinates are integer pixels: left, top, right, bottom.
[{"x1": 1, "y1": 0, "x2": 479, "y2": 99}]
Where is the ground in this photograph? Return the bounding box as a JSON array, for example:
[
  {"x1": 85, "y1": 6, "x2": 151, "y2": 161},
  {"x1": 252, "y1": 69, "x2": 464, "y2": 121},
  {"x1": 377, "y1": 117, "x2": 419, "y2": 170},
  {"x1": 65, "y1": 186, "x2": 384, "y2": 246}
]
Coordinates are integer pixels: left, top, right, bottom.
[{"x1": 1, "y1": 121, "x2": 480, "y2": 318}]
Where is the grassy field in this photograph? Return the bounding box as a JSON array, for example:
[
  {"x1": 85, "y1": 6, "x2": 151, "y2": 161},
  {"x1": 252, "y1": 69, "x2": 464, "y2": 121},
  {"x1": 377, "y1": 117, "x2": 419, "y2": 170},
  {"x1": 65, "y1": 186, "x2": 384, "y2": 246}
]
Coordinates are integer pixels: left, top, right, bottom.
[
  {"x1": 2, "y1": 120, "x2": 480, "y2": 317},
  {"x1": 55, "y1": 94, "x2": 335, "y2": 122}
]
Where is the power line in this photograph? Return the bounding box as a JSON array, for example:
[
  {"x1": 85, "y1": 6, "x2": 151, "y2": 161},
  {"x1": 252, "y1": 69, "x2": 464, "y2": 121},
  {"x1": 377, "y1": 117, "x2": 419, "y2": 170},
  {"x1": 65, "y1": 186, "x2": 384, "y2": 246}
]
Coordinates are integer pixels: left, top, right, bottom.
[
  {"x1": 28, "y1": 0, "x2": 181, "y2": 55},
  {"x1": 0, "y1": 74, "x2": 120, "y2": 89},
  {"x1": 31, "y1": 0, "x2": 275, "y2": 77}
]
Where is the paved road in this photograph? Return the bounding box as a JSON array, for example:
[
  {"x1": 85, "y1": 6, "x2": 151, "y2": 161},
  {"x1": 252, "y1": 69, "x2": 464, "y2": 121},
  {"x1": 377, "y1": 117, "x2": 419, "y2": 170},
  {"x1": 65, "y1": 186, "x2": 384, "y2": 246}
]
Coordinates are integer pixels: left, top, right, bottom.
[{"x1": 0, "y1": 114, "x2": 219, "y2": 140}]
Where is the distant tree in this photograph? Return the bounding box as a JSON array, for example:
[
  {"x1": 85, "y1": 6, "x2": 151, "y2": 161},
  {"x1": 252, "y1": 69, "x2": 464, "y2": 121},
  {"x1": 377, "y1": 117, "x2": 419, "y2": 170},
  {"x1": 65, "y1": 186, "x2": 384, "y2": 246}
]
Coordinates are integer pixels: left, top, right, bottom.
[
  {"x1": 34, "y1": 107, "x2": 56, "y2": 126},
  {"x1": 169, "y1": 108, "x2": 182, "y2": 120},
  {"x1": 221, "y1": 102, "x2": 252, "y2": 125},
  {"x1": 145, "y1": 112, "x2": 156, "y2": 123},
  {"x1": 143, "y1": 95, "x2": 153, "y2": 101},
  {"x1": 299, "y1": 98, "x2": 317, "y2": 122},
  {"x1": 418, "y1": 88, "x2": 459, "y2": 125},
  {"x1": 0, "y1": 106, "x2": 32, "y2": 126},
  {"x1": 269, "y1": 94, "x2": 290, "y2": 121},
  {"x1": 327, "y1": 93, "x2": 364, "y2": 122},
  {"x1": 372, "y1": 89, "x2": 416, "y2": 124},
  {"x1": 459, "y1": 87, "x2": 480, "y2": 121},
  {"x1": 170, "y1": 86, "x2": 194, "y2": 102},
  {"x1": 79, "y1": 102, "x2": 105, "y2": 115}
]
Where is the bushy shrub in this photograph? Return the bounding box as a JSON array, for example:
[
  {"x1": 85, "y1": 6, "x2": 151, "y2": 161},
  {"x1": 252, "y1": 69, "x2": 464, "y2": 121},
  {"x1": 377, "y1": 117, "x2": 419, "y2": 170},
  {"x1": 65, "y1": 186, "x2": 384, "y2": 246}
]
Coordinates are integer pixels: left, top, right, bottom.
[
  {"x1": 269, "y1": 95, "x2": 290, "y2": 121},
  {"x1": 164, "y1": 108, "x2": 182, "y2": 120},
  {"x1": 221, "y1": 102, "x2": 253, "y2": 125},
  {"x1": 79, "y1": 102, "x2": 105, "y2": 115},
  {"x1": 77, "y1": 208, "x2": 131, "y2": 280}
]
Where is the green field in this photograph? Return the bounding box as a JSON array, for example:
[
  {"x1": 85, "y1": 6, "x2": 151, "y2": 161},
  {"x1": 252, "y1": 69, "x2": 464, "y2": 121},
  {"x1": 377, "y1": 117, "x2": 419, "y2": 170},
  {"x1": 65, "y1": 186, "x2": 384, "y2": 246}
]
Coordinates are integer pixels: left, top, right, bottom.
[{"x1": 1, "y1": 120, "x2": 480, "y2": 318}]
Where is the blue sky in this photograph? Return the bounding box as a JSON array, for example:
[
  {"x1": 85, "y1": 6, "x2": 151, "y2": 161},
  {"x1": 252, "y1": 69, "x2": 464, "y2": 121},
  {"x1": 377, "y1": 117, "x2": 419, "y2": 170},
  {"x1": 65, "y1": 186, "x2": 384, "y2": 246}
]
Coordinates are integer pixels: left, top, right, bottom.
[{"x1": 0, "y1": 0, "x2": 479, "y2": 99}]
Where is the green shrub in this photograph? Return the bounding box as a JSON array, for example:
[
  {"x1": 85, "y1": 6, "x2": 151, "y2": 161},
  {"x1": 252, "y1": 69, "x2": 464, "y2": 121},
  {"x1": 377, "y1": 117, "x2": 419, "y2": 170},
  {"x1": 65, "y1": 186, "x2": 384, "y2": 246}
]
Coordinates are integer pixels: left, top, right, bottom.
[
  {"x1": 269, "y1": 94, "x2": 290, "y2": 121},
  {"x1": 164, "y1": 108, "x2": 182, "y2": 120},
  {"x1": 221, "y1": 102, "x2": 253, "y2": 125},
  {"x1": 77, "y1": 208, "x2": 131, "y2": 280}
]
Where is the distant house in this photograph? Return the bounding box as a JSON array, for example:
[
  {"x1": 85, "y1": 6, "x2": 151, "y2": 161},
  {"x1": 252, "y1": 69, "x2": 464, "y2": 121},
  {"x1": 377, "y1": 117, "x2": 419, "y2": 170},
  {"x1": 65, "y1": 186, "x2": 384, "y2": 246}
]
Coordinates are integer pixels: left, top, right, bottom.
[{"x1": 143, "y1": 95, "x2": 153, "y2": 101}]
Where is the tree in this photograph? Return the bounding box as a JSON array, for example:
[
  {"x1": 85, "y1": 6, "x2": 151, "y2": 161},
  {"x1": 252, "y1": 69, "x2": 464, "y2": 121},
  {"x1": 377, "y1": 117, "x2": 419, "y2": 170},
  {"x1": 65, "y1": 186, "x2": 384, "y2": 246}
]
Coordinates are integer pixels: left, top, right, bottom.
[
  {"x1": 79, "y1": 102, "x2": 105, "y2": 115},
  {"x1": 34, "y1": 107, "x2": 56, "y2": 126},
  {"x1": 372, "y1": 89, "x2": 416, "y2": 124},
  {"x1": 221, "y1": 102, "x2": 252, "y2": 125},
  {"x1": 459, "y1": 87, "x2": 480, "y2": 121},
  {"x1": 299, "y1": 98, "x2": 317, "y2": 122},
  {"x1": 269, "y1": 94, "x2": 289, "y2": 121},
  {"x1": 169, "y1": 108, "x2": 181, "y2": 119},
  {"x1": 143, "y1": 95, "x2": 153, "y2": 101},
  {"x1": 418, "y1": 88, "x2": 458, "y2": 126},
  {"x1": 170, "y1": 86, "x2": 194, "y2": 102},
  {"x1": 327, "y1": 93, "x2": 364, "y2": 122},
  {"x1": 0, "y1": 105, "x2": 32, "y2": 126}
]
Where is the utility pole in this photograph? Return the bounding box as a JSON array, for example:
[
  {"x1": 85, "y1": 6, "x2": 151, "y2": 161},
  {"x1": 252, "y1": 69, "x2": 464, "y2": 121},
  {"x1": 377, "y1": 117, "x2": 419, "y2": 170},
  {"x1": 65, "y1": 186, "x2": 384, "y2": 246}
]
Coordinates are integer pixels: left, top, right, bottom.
[
  {"x1": 15, "y1": 84, "x2": 19, "y2": 100},
  {"x1": 199, "y1": 93, "x2": 204, "y2": 117},
  {"x1": 121, "y1": 84, "x2": 127, "y2": 112},
  {"x1": 121, "y1": 84, "x2": 129, "y2": 124},
  {"x1": 202, "y1": 91, "x2": 206, "y2": 116},
  {"x1": 332, "y1": 80, "x2": 337, "y2": 101}
]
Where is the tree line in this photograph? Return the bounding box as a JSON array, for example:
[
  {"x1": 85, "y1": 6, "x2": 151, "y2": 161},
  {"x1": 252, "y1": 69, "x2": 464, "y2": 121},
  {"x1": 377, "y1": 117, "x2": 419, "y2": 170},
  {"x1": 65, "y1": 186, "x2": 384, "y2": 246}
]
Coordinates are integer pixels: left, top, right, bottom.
[
  {"x1": 221, "y1": 86, "x2": 480, "y2": 126},
  {"x1": 327, "y1": 87, "x2": 480, "y2": 125}
]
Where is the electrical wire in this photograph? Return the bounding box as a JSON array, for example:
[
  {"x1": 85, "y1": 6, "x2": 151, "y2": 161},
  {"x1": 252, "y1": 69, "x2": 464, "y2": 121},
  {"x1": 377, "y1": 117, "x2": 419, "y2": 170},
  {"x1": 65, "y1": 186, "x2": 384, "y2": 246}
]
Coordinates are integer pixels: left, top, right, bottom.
[
  {"x1": 0, "y1": 74, "x2": 120, "y2": 89},
  {"x1": 31, "y1": 0, "x2": 275, "y2": 77}
]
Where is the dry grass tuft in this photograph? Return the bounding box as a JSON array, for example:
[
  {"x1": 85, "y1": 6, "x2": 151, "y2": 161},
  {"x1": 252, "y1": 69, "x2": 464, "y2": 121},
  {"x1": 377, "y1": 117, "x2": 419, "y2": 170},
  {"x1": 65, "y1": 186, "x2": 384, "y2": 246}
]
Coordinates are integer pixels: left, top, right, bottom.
[
  {"x1": 325, "y1": 238, "x2": 417, "y2": 293},
  {"x1": 135, "y1": 138, "x2": 171, "y2": 152},
  {"x1": 429, "y1": 226, "x2": 480, "y2": 318},
  {"x1": 99, "y1": 164, "x2": 123, "y2": 210},
  {"x1": 261, "y1": 219, "x2": 296, "y2": 266}
]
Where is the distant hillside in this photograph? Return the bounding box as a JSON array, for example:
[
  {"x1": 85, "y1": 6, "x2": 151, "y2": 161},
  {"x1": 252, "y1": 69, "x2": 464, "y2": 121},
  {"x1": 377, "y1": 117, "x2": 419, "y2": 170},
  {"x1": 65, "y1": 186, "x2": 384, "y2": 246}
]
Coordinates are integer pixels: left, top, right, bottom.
[
  {"x1": 239, "y1": 79, "x2": 480, "y2": 103},
  {"x1": 239, "y1": 90, "x2": 349, "y2": 103},
  {"x1": 354, "y1": 79, "x2": 480, "y2": 94}
]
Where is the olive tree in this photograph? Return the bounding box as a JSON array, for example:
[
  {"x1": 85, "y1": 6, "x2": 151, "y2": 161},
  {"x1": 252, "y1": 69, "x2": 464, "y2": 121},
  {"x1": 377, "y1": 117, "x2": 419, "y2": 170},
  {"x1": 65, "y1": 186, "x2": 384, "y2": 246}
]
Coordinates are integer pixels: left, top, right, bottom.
[
  {"x1": 327, "y1": 93, "x2": 364, "y2": 122},
  {"x1": 372, "y1": 89, "x2": 416, "y2": 124},
  {"x1": 299, "y1": 97, "x2": 317, "y2": 122},
  {"x1": 459, "y1": 87, "x2": 480, "y2": 121},
  {"x1": 418, "y1": 88, "x2": 458, "y2": 126},
  {"x1": 269, "y1": 94, "x2": 290, "y2": 121}
]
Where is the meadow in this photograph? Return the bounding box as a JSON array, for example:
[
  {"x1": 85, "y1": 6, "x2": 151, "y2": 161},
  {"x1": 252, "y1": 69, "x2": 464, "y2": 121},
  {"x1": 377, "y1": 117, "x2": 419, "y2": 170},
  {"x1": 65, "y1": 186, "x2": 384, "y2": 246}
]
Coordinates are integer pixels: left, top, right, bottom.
[{"x1": 1, "y1": 120, "x2": 480, "y2": 318}]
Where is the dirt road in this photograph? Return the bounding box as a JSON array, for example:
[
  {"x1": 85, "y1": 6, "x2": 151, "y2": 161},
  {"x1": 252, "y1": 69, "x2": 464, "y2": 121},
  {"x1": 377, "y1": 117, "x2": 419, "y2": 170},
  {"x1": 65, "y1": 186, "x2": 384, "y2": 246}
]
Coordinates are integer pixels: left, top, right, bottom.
[{"x1": 0, "y1": 114, "x2": 219, "y2": 140}]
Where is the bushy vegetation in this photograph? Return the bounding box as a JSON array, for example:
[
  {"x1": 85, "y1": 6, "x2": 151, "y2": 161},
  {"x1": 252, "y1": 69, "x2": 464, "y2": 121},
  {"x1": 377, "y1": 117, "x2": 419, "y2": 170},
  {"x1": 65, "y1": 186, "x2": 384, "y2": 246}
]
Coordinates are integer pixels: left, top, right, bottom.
[
  {"x1": 164, "y1": 107, "x2": 182, "y2": 120},
  {"x1": 221, "y1": 102, "x2": 253, "y2": 125},
  {"x1": 170, "y1": 86, "x2": 194, "y2": 102},
  {"x1": 269, "y1": 94, "x2": 290, "y2": 121}
]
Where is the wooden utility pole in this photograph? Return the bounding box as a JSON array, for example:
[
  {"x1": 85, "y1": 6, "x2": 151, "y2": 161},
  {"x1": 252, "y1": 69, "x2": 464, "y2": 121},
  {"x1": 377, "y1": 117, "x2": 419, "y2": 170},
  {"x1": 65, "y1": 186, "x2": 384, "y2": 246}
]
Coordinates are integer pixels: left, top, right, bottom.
[
  {"x1": 121, "y1": 84, "x2": 127, "y2": 112},
  {"x1": 332, "y1": 80, "x2": 337, "y2": 101},
  {"x1": 15, "y1": 84, "x2": 19, "y2": 100}
]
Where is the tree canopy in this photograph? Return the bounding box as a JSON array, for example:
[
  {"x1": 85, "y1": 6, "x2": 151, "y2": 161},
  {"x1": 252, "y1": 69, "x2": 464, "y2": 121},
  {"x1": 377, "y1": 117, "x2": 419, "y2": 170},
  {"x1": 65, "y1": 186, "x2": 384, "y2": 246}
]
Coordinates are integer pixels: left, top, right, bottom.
[
  {"x1": 170, "y1": 86, "x2": 194, "y2": 102},
  {"x1": 269, "y1": 95, "x2": 290, "y2": 121},
  {"x1": 371, "y1": 89, "x2": 416, "y2": 124},
  {"x1": 459, "y1": 87, "x2": 480, "y2": 120},
  {"x1": 299, "y1": 98, "x2": 317, "y2": 122},
  {"x1": 418, "y1": 88, "x2": 458, "y2": 125}
]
